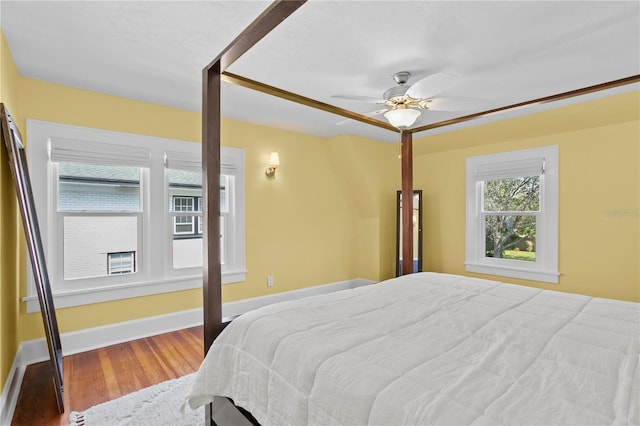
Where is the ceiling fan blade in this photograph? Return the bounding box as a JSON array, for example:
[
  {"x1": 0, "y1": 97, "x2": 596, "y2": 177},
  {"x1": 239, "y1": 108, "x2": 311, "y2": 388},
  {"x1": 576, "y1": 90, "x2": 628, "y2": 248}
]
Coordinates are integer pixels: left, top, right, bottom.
[
  {"x1": 426, "y1": 97, "x2": 487, "y2": 112},
  {"x1": 406, "y1": 72, "x2": 457, "y2": 100},
  {"x1": 331, "y1": 95, "x2": 386, "y2": 104},
  {"x1": 336, "y1": 109, "x2": 389, "y2": 126}
]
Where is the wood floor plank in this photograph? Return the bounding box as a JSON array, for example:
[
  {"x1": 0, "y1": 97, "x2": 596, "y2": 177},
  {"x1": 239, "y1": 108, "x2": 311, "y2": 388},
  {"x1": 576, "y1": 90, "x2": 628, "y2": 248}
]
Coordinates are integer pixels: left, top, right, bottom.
[
  {"x1": 70, "y1": 349, "x2": 110, "y2": 411},
  {"x1": 11, "y1": 326, "x2": 204, "y2": 425}
]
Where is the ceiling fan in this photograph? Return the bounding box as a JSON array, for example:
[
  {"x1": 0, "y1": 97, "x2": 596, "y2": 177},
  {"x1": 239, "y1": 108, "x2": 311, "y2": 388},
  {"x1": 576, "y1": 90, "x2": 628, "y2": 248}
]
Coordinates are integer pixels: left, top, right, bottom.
[{"x1": 332, "y1": 71, "x2": 477, "y2": 129}]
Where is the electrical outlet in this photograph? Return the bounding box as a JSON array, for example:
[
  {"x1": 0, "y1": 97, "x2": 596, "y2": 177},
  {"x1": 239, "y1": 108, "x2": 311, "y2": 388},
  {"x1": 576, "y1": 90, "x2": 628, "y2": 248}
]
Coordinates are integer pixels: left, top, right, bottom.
[{"x1": 267, "y1": 276, "x2": 274, "y2": 287}]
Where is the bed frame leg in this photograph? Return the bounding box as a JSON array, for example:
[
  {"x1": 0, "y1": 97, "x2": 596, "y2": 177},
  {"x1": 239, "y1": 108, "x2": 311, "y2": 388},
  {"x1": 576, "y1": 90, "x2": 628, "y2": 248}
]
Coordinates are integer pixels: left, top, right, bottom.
[{"x1": 206, "y1": 403, "x2": 216, "y2": 426}]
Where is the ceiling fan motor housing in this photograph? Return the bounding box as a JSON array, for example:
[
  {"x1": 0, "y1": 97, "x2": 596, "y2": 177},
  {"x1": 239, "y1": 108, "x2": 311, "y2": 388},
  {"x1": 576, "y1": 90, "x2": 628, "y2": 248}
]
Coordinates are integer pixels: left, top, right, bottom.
[{"x1": 384, "y1": 71, "x2": 414, "y2": 104}]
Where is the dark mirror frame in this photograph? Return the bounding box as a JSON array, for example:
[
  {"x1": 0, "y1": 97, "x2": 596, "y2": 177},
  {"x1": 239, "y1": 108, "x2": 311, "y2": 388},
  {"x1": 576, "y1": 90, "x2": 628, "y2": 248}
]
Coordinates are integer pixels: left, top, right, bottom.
[
  {"x1": 1, "y1": 104, "x2": 64, "y2": 413},
  {"x1": 396, "y1": 190, "x2": 423, "y2": 277}
]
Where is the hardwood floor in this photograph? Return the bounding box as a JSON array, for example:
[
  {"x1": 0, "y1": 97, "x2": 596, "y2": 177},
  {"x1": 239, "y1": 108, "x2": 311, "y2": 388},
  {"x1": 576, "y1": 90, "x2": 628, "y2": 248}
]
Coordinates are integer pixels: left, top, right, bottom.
[{"x1": 11, "y1": 326, "x2": 204, "y2": 425}]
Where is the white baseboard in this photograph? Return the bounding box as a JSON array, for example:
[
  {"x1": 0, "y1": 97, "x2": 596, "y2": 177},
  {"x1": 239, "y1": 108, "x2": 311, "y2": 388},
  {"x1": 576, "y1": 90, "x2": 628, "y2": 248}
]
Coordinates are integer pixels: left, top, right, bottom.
[
  {"x1": 19, "y1": 307, "x2": 205, "y2": 366},
  {"x1": 5, "y1": 277, "x2": 375, "y2": 416},
  {"x1": 0, "y1": 346, "x2": 26, "y2": 426}
]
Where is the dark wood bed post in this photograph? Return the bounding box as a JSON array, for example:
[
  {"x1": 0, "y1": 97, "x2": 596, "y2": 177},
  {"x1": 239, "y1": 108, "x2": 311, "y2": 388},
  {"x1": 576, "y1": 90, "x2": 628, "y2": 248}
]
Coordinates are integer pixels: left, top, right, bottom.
[
  {"x1": 202, "y1": 61, "x2": 223, "y2": 354},
  {"x1": 400, "y1": 131, "x2": 414, "y2": 275},
  {"x1": 202, "y1": 61, "x2": 222, "y2": 426},
  {"x1": 201, "y1": 3, "x2": 306, "y2": 423},
  {"x1": 201, "y1": 0, "x2": 307, "y2": 352}
]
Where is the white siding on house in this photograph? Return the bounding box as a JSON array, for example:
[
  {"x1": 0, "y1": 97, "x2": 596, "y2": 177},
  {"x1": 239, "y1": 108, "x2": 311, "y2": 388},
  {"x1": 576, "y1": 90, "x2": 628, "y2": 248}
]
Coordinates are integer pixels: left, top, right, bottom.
[
  {"x1": 63, "y1": 216, "x2": 137, "y2": 279},
  {"x1": 59, "y1": 182, "x2": 140, "y2": 211},
  {"x1": 172, "y1": 239, "x2": 202, "y2": 269}
]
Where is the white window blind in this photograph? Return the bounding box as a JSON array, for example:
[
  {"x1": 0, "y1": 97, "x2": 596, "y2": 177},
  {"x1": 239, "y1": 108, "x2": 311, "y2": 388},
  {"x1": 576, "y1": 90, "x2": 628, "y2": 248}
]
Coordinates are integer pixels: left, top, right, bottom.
[
  {"x1": 164, "y1": 151, "x2": 200, "y2": 173},
  {"x1": 164, "y1": 150, "x2": 236, "y2": 176},
  {"x1": 49, "y1": 137, "x2": 151, "y2": 167},
  {"x1": 472, "y1": 157, "x2": 544, "y2": 181}
]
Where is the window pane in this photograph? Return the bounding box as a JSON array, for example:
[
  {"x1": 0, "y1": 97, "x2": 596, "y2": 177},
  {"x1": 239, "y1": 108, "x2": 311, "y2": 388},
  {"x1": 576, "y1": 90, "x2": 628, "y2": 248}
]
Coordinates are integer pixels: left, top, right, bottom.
[
  {"x1": 483, "y1": 176, "x2": 540, "y2": 212},
  {"x1": 63, "y1": 216, "x2": 137, "y2": 279},
  {"x1": 108, "y1": 252, "x2": 135, "y2": 275},
  {"x1": 168, "y1": 170, "x2": 230, "y2": 270},
  {"x1": 172, "y1": 237, "x2": 203, "y2": 269},
  {"x1": 58, "y1": 162, "x2": 141, "y2": 211},
  {"x1": 485, "y1": 215, "x2": 536, "y2": 261},
  {"x1": 168, "y1": 169, "x2": 202, "y2": 210},
  {"x1": 220, "y1": 215, "x2": 225, "y2": 265},
  {"x1": 168, "y1": 170, "x2": 202, "y2": 269},
  {"x1": 173, "y1": 196, "x2": 194, "y2": 211},
  {"x1": 174, "y1": 221, "x2": 194, "y2": 234},
  {"x1": 167, "y1": 170, "x2": 229, "y2": 211},
  {"x1": 220, "y1": 175, "x2": 228, "y2": 213},
  {"x1": 172, "y1": 215, "x2": 224, "y2": 269}
]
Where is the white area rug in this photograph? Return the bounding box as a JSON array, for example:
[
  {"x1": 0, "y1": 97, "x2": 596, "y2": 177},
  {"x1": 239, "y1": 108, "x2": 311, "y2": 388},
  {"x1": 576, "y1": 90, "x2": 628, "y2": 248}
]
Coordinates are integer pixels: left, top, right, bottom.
[{"x1": 69, "y1": 373, "x2": 202, "y2": 426}]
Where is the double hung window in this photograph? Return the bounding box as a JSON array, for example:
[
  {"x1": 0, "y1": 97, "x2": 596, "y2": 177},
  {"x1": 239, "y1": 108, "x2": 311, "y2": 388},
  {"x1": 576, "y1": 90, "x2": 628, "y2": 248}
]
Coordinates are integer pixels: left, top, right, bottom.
[
  {"x1": 51, "y1": 139, "x2": 149, "y2": 283},
  {"x1": 173, "y1": 196, "x2": 197, "y2": 235},
  {"x1": 26, "y1": 120, "x2": 246, "y2": 311},
  {"x1": 163, "y1": 151, "x2": 244, "y2": 278},
  {"x1": 465, "y1": 146, "x2": 559, "y2": 283}
]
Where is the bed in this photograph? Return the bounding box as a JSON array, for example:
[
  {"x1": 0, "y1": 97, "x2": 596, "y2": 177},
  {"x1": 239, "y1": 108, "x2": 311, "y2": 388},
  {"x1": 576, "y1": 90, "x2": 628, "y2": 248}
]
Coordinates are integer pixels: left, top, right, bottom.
[
  {"x1": 185, "y1": 272, "x2": 640, "y2": 425},
  {"x1": 193, "y1": 2, "x2": 640, "y2": 424}
]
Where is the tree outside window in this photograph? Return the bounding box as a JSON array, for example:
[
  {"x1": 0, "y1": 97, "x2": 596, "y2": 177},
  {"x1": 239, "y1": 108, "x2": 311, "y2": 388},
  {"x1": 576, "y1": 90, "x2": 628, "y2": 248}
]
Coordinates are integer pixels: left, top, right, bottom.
[{"x1": 483, "y1": 176, "x2": 539, "y2": 262}]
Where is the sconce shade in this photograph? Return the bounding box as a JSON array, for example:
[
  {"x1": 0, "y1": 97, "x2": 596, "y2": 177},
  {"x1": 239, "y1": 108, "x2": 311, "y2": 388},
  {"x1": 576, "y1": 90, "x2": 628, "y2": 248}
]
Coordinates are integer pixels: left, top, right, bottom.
[
  {"x1": 384, "y1": 108, "x2": 421, "y2": 129},
  {"x1": 266, "y1": 151, "x2": 280, "y2": 178},
  {"x1": 268, "y1": 152, "x2": 280, "y2": 166}
]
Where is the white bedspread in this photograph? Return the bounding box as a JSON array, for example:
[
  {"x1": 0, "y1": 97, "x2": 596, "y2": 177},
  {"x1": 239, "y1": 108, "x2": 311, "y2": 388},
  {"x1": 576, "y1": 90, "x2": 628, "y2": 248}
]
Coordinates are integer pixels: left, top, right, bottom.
[{"x1": 185, "y1": 272, "x2": 640, "y2": 425}]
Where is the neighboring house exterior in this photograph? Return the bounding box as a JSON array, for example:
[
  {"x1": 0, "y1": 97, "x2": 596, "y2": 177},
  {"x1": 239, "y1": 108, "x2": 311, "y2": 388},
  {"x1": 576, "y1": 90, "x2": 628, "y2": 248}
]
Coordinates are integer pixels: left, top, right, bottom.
[{"x1": 59, "y1": 163, "x2": 204, "y2": 279}]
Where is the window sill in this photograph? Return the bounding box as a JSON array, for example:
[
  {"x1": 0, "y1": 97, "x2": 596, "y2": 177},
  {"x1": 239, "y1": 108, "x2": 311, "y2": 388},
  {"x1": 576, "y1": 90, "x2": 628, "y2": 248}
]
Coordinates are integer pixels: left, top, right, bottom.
[
  {"x1": 222, "y1": 269, "x2": 247, "y2": 285},
  {"x1": 465, "y1": 261, "x2": 559, "y2": 284},
  {"x1": 24, "y1": 269, "x2": 247, "y2": 312}
]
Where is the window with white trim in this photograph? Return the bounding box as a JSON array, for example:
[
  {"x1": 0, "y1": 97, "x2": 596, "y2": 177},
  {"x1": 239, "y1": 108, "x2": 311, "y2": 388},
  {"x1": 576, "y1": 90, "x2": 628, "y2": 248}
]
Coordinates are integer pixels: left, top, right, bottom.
[
  {"x1": 57, "y1": 161, "x2": 143, "y2": 281},
  {"x1": 465, "y1": 146, "x2": 559, "y2": 283},
  {"x1": 25, "y1": 120, "x2": 246, "y2": 312},
  {"x1": 164, "y1": 152, "x2": 243, "y2": 278}
]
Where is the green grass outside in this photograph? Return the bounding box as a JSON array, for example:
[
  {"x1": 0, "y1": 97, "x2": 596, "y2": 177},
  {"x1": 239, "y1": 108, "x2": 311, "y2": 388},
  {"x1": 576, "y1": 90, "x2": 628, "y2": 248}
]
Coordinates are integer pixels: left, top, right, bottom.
[{"x1": 502, "y1": 250, "x2": 536, "y2": 261}]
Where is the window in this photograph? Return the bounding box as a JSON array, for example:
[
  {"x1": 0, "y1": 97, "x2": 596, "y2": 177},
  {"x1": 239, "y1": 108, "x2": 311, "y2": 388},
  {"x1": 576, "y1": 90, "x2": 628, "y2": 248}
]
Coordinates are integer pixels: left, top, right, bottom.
[
  {"x1": 57, "y1": 162, "x2": 142, "y2": 281},
  {"x1": 167, "y1": 167, "x2": 203, "y2": 270},
  {"x1": 25, "y1": 120, "x2": 246, "y2": 312},
  {"x1": 483, "y1": 176, "x2": 538, "y2": 262},
  {"x1": 165, "y1": 152, "x2": 244, "y2": 279},
  {"x1": 466, "y1": 146, "x2": 559, "y2": 283},
  {"x1": 108, "y1": 252, "x2": 136, "y2": 275},
  {"x1": 173, "y1": 196, "x2": 196, "y2": 235}
]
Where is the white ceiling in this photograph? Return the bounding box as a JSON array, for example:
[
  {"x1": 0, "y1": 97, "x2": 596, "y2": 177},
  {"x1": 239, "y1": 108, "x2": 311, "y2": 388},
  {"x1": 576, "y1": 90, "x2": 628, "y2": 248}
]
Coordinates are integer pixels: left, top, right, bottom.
[{"x1": 2, "y1": 1, "x2": 639, "y2": 143}]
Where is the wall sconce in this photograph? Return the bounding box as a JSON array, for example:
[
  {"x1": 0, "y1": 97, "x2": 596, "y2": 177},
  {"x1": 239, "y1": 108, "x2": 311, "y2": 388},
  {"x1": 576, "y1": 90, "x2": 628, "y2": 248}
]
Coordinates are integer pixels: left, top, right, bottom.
[{"x1": 265, "y1": 151, "x2": 280, "y2": 178}]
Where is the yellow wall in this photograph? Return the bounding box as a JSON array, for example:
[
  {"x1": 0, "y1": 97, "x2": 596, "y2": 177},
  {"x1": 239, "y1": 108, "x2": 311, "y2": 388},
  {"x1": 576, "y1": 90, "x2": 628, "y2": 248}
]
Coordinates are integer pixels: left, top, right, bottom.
[
  {"x1": 16, "y1": 77, "x2": 399, "y2": 341},
  {"x1": 324, "y1": 134, "x2": 399, "y2": 279},
  {"x1": 0, "y1": 29, "x2": 21, "y2": 402},
  {"x1": 414, "y1": 91, "x2": 640, "y2": 302}
]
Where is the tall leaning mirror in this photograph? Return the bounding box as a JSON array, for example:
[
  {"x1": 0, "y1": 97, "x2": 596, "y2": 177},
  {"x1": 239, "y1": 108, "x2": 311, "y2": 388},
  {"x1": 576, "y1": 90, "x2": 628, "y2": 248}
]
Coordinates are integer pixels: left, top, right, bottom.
[
  {"x1": 1, "y1": 104, "x2": 64, "y2": 413},
  {"x1": 396, "y1": 190, "x2": 423, "y2": 277}
]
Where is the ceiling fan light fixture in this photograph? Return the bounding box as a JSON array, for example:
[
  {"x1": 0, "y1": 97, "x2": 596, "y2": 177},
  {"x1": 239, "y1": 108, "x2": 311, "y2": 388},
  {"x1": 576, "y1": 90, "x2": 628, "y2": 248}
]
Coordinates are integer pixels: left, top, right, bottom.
[{"x1": 384, "y1": 107, "x2": 421, "y2": 129}]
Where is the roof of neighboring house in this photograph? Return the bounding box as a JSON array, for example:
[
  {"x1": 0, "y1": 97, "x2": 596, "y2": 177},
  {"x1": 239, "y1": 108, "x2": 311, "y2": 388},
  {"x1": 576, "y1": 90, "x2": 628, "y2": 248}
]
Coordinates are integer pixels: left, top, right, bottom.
[
  {"x1": 167, "y1": 169, "x2": 202, "y2": 188},
  {"x1": 59, "y1": 162, "x2": 140, "y2": 184},
  {"x1": 59, "y1": 162, "x2": 203, "y2": 187}
]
